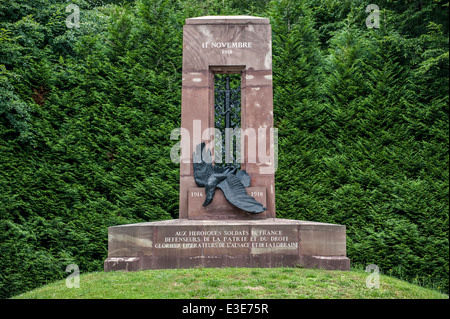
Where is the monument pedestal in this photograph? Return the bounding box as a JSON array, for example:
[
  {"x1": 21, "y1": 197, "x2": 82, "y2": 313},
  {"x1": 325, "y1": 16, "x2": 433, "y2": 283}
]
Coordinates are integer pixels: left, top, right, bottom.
[{"x1": 104, "y1": 218, "x2": 350, "y2": 271}]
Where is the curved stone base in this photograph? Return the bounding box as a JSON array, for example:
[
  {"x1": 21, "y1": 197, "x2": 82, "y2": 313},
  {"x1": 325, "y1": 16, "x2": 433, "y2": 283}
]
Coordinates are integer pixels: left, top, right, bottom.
[{"x1": 104, "y1": 218, "x2": 350, "y2": 271}]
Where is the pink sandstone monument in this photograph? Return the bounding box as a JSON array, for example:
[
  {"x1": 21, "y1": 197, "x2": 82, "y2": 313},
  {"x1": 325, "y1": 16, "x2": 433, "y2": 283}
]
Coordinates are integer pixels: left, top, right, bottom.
[{"x1": 104, "y1": 16, "x2": 350, "y2": 271}]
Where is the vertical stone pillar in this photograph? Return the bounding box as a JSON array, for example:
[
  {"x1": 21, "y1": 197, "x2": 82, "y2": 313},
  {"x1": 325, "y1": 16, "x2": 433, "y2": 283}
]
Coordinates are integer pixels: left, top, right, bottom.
[{"x1": 179, "y1": 16, "x2": 276, "y2": 220}]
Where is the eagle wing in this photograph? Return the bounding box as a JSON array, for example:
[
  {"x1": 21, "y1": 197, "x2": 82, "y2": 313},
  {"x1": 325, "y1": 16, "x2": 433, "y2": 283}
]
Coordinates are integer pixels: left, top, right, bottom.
[
  {"x1": 217, "y1": 175, "x2": 266, "y2": 214},
  {"x1": 193, "y1": 142, "x2": 225, "y2": 186},
  {"x1": 235, "y1": 169, "x2": 251, "y2": 187}
]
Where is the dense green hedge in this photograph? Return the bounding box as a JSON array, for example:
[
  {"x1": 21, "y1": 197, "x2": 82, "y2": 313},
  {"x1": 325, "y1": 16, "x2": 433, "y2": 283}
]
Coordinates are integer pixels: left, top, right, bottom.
[{"x1": 1, "y1": 0, "x2": 448, "y2": 298}]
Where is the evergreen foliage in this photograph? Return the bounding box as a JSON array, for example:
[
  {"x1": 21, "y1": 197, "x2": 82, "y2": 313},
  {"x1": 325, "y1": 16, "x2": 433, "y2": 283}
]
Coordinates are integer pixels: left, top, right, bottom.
[{"x1": 0, "y1": 0, "x2": 448, "y2": 297}]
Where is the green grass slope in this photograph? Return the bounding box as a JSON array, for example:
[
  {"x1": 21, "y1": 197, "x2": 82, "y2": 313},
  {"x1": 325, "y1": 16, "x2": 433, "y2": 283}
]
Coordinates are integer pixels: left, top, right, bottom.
[{"x1": 12, "y1": 267, "x2": 448, "y2": 299}]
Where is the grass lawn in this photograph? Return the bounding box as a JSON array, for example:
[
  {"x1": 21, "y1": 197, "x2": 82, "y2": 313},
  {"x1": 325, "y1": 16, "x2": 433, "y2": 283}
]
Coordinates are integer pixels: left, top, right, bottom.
[{"x1": 12, "y1": 267, "x2": 448, "y2": 299}]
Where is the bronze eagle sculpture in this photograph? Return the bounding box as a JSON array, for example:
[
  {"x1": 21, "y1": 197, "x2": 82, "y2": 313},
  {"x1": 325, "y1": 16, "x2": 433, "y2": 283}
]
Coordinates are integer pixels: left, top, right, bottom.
[{"x1": 193, "y1": 142, "x2": 266, "y2": 214}]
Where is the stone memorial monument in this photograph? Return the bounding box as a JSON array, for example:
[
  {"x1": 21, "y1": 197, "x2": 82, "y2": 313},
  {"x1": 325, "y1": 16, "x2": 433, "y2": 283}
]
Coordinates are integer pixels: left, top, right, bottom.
[{"x1": 104, "y1": 16, "x2": 350, "y2": 271}]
